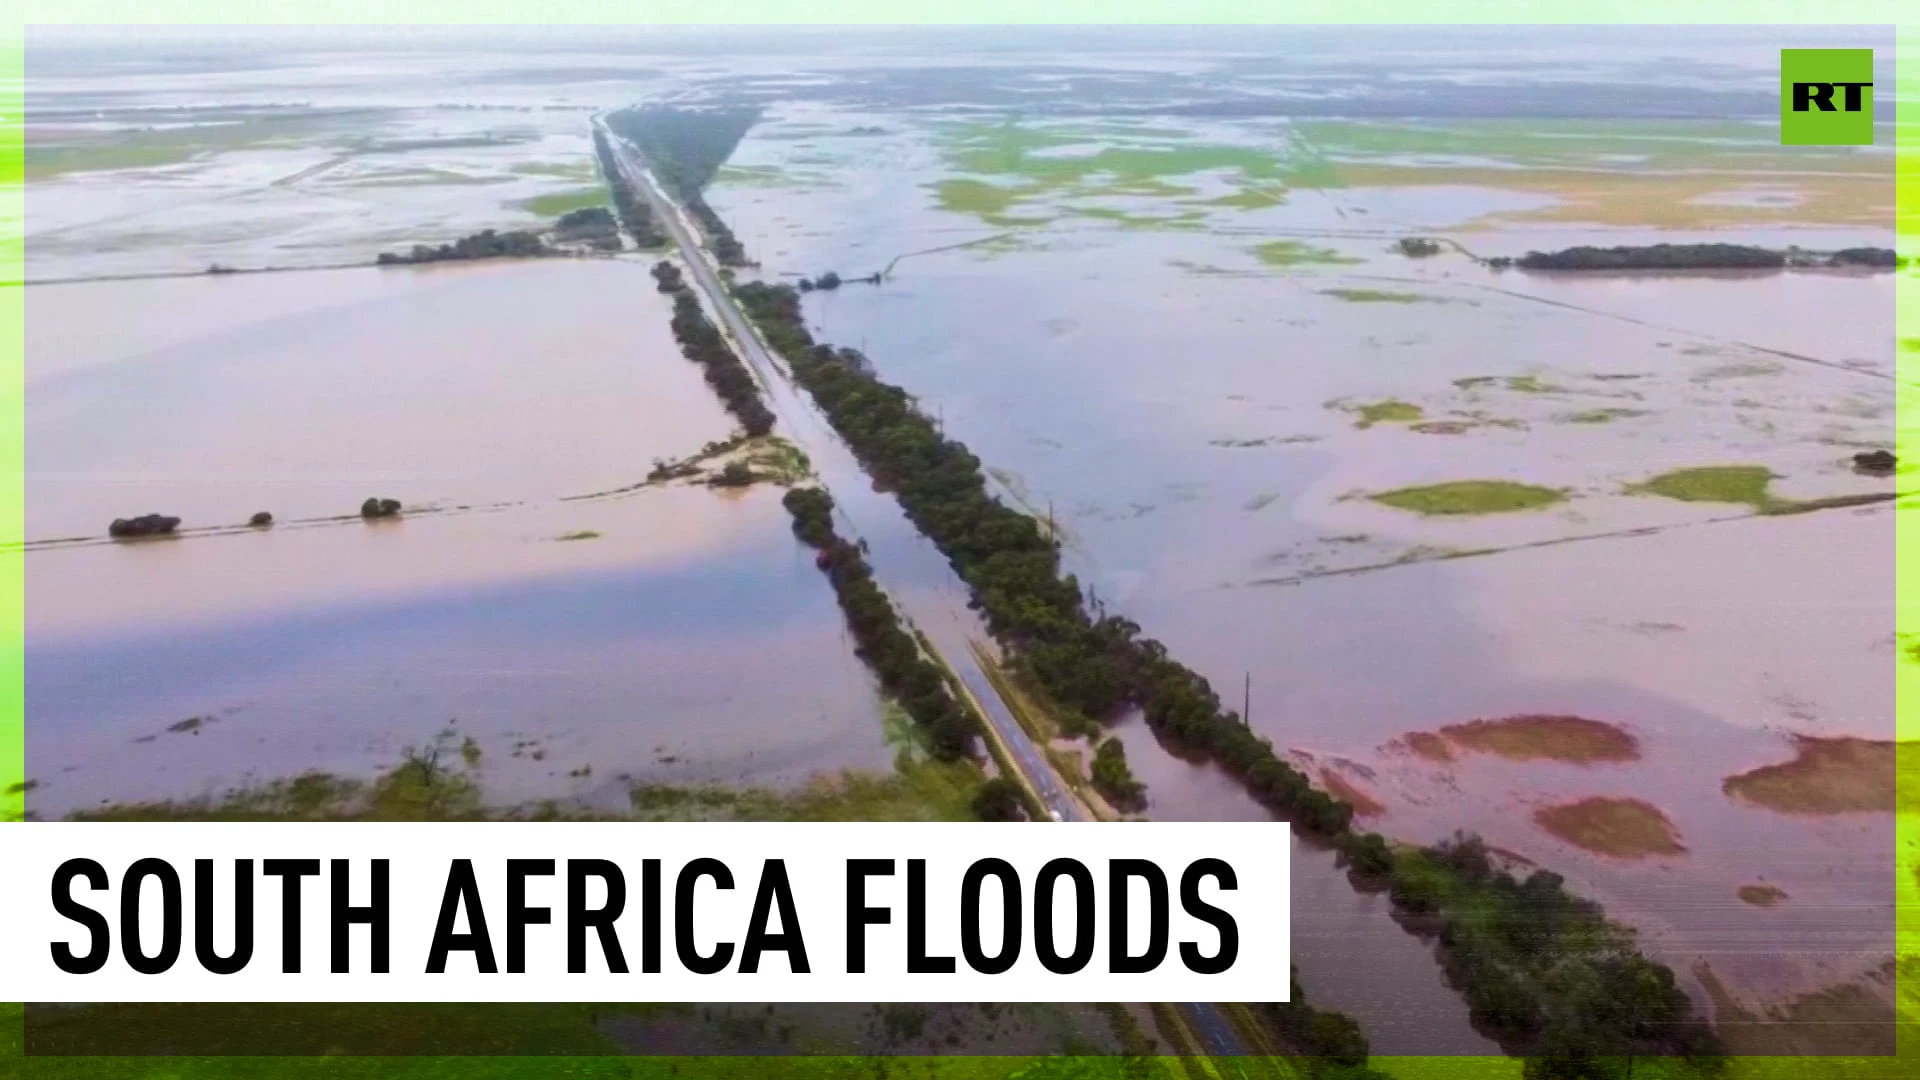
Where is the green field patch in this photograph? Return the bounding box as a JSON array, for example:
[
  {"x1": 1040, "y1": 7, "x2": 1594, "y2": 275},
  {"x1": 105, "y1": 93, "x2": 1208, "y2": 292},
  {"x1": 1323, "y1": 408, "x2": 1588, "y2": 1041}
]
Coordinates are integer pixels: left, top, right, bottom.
[
  {"x1": 1204, "y1": 184, "x2": 1290, "y2": 209},
  {"x1": 1292, "y1": 117, "x2": 1841, "y2": 174},
  {"x1": 1077, "y1": 176, "x2": 1198, "y2": 199},
  {"x1": 1169, "y1": 259, "x2": 1256, "y2": 277},
  {"x1": 510, "y1": 160, "x2": 600, "y2": 180},
  {"x1": 928, "y1": 177, "x2": 1054, "y2": 225},
  {"x1": 25, "y1": 141, "x2": 203, "y2": 177},
  {"x1": 27, "y1": 111, "x2": 357, "y2": 179},
  {"x1": 1251, "y1": 240, "x2": 1361, "y2": 267},
  {"x1": 1320, "y1": 287, "x2": 1437, "y2": 304},
  {"x1": 1557, "y1": 407, "x2": 1647, "y2": 424},
  {"x1": 1627, "y1": 465, "x2": 1777, "y2": 510},
  {"x1": 715, "y1": 163, "x2": 827, "y2": 188},
  {"x1": 553, "y1": 530, "x2": 601, "y2": 542},
  {"x1": 516, "y1": 187, "x2": 608, "y2": 216},
  {"x1": 1503, "y1": 374, "x2": 1561, "y2": 393},
  {"x1": 1337, "y1": 399, "x2": 1425, "y2": 429},
  {"x1": 629, "y1": 759, "x2": 980, "y2": 823},
  {"x1": 1070, "y1": 205, "x2": 1208, "y2": 230},
  {"x1": 1009, "y1": 144, "x2": 1283, "y2": 184},
  {"x1": 344, "y1": 167, "x2": 505, "y2": 187},
  {"x1": 1371, "y1": 480, "x2": 1568, "y2": 516}
]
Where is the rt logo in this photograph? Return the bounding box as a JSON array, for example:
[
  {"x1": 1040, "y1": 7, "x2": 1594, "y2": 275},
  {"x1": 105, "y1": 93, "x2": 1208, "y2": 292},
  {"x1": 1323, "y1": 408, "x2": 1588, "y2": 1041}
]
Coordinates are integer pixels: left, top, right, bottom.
[{"x1": 1781, "y1": 48, "x2": 1874, "y2": 145}]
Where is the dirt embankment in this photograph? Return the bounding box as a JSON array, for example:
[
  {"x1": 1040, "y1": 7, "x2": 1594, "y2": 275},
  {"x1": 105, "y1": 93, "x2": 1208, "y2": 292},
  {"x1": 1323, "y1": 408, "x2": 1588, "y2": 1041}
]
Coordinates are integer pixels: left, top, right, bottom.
[
  {"x1": 1318, "y1": 768, "x2": 1386, "y2": 818},
  {"x1": 1696, "y1": 961, "x2": 1898, "y2": 1058},
  {"x1": 1532, "y1": 796, "x2": 1685, "y2": 858},
  {"x1": 1722, "y1": 735, "x2": 1912, "y2": 815}
]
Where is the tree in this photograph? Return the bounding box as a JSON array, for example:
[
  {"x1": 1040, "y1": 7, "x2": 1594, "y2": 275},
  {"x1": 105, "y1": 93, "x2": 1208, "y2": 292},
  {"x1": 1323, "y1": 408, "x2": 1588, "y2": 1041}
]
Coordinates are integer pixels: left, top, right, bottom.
[{"x1": 971, "y1": 778, "x2": 1027, "y2": 821}]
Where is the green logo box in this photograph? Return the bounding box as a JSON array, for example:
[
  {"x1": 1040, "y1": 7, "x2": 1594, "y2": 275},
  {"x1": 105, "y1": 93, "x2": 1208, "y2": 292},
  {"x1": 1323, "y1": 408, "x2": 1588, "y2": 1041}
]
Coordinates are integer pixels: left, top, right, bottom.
[{"x1": 1780, "y1": 47, "x2": 1874, "y2": 145}]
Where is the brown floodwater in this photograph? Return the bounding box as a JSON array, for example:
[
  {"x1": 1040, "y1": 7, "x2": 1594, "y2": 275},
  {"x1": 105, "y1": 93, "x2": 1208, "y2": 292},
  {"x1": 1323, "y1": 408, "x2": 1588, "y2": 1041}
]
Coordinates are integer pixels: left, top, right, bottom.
[
  {"x1": 24, "y1": 261, "x2": 894, "y2": 819},
  {"x1": 706, "y1": 110, "x2": 1899, "y2": 1037},
  {"x1": 27, "y1": 260, "x2": 739, "y2": 539}
]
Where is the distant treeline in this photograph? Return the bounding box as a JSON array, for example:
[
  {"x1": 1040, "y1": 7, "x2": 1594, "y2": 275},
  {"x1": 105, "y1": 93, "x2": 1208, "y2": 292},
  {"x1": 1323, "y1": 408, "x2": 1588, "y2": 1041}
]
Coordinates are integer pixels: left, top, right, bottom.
[
  {"x1": 375, "y1": 228, "x2": 553, "y2": 265},
  {"x1": 373, "y1": 207, "x2": 624, "y2": 266},
  {"x1": 606, "y1": 106, "x2": 760, "y2": 267},
  {"x1": 731, "y1": 279, "x2": 1723, "y2": 1073},
  {"x1": 657, "y1": 261, "x2": 775, "y2": 437},
  {"x1": 593, "y1": 127, "x2": 667, "y2": 249},
  {"x1": 1498, "y1": 242, "x2": 1902, "y2": 271},
  {"x1": 783, "y1": 487, "x2": 976, "y2": 761}
]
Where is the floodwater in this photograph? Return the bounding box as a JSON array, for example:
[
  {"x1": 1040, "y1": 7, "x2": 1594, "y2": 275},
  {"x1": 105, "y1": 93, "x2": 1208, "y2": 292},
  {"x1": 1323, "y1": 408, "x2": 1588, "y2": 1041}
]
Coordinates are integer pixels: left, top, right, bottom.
[
  {"x1": 21, "y1": 25, "x2": 1904, "y2": 1055},
  {"x1": 23, "y1": 261, "x2": 894, "y2": 818},
  {"x1": 28, "y1": 260, "x2": 737, "y2": 538},
  {"x1": 707, "y1": 102, "x2": 1900, "y2": 1038}
]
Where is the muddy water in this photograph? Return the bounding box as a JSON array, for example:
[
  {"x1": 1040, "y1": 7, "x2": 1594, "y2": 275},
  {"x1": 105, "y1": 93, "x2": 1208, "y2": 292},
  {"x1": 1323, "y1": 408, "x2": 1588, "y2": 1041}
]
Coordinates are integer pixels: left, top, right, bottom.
[
  {"x1": 27, "y1": 261, "x2": 734, "y2": 539},
  {"x1": 24, "y1": 261, "x2": 893, "y2": 818},
  {"x1": 1107, "y1": 710, "x2": 1503, "y2": 1056},
  {"x1": 709, "y1": 116, "x2": 1898, "y2": 1036}
]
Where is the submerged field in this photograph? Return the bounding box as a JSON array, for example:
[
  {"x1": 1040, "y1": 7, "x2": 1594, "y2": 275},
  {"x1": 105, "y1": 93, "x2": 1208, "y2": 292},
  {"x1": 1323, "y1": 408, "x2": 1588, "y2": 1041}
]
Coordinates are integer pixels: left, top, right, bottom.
[
  {"x1": 21, "y1": 27, "x2": 1910, "y2": 1063},
  {"x1": 21, "y1": 262, "x2": 899, "y2": 820},
  {"x1": 706, "y1": 96, "x2": 1904, "y2": 1040}
]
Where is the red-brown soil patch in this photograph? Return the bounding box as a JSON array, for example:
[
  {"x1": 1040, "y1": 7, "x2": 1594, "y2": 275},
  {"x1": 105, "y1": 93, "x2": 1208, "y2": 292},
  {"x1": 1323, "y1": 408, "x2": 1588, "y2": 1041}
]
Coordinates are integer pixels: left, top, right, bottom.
[
  {"x1": 1439, "y1": 714, "x2": 1640, "y2": 764},
  {"x1": 1721, "y1": 736, "x2": 1907, "y2": 815},
  {"x1": 1532, "y1": 796, "x2": 1685, "y2": 858},
  {"x1": 1319, "y1": 769, "x2": 1385, "y2": 818},
  {"x1": 1737, "y1": 884, "x2": 1788, "y2": 907},
  {"x1": 1402, "y1": 731, "x2": 1455, "y2": 763}
]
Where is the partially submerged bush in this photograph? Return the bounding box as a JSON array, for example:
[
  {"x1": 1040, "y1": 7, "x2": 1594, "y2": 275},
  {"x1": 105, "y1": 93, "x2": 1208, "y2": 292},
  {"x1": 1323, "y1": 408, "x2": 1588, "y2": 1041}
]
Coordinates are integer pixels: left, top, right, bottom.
[
  {"x1": 248, "y1": 511, "x2": 273, "y2": 527},
  {"x1": 360, "y1": 497, "x2": 402, "y2": 519},
  {"x1": 108, "y1": 513, "x2": 180, "y2": 538},
  {"x1": 710, "y1": 460, "x2": 756, "y2": 488}
]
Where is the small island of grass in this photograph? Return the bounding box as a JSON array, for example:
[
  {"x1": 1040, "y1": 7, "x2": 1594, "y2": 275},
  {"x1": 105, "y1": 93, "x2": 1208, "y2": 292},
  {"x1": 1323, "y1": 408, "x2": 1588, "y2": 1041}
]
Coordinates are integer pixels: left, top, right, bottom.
[
  {"x1": 1252, "y1": 240, "x2": 1359, "y2": 267},
  {"x1": 1370, "y1": 480, "x2": 1566, "y2": 516},
  {"x1": 1320, "y1": 287, "x2": 1432, "y2": 304},
  {"x1": 1342, "y1": 399, "x2": 1424, "y2": 429},
  {"x1": 1722, "y1": 736, "x2": 1909, "y2": 815},
  {"x1": 1533, "y1": 796, "x2": 1686, "y2": 859},
  {"x1": 1627, "y1": 465, "x2": 1777, "y2": 510}
]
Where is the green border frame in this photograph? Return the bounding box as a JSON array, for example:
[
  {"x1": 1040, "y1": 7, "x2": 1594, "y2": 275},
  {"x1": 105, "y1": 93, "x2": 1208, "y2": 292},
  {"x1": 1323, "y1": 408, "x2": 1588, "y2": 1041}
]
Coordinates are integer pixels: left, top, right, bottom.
[{"x1": 0, "y1": 6, "x2": 1913, "y2": 1078}]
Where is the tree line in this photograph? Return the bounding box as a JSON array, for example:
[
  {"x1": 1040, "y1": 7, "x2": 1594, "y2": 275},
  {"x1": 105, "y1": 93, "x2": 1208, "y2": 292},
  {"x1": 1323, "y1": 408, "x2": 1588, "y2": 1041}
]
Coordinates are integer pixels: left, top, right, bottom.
[
  {"x1": 375, "y1": 228, "x2": 553, "y2": 265},
  {"x1": 729, "y1": 278, "x2": 1723, "y2": 1075},
  {"x1": 782, "y1": 487, "x2": 976, "y2": 762},
  {"x1": 606, "y1": 106, "x2": 759, "y2": 267},
  {"x1": 658, "y1": 263, "x2": 775, "y2": 438},
  {"x1": 592, "y1": 127, "x2": 667, "y2": 248},
  {"x1": 1501, "y1": 242, "x2": 1900, "y2": 271}
]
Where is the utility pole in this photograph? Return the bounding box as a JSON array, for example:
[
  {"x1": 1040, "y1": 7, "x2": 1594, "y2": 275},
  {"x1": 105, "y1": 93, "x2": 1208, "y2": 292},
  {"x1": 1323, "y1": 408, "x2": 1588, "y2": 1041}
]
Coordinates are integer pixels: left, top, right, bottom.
[{"x1": 1243, "y1": 672, "x2": 1251, "y2": 727}]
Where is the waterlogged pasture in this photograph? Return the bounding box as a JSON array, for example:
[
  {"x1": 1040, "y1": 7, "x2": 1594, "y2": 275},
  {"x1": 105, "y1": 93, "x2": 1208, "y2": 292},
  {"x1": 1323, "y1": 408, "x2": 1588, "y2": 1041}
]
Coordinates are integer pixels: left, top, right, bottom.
[
  {"x1": 708, "y1": 99, "x2": 1902, "y2": 1031},
  {"x1": 23, "y1": 263, "x2": 895, "y2": 820}
]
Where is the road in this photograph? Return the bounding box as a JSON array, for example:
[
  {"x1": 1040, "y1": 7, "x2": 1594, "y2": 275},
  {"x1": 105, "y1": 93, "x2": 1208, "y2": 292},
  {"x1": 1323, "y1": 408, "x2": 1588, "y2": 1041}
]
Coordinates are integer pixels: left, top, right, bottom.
[
  {"x1": 595, "y1": 115, "x2": 1087, "y2": 826},
  {"x1": 599, "y1": 116, "x2": 1259, "y2": 1059}
]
